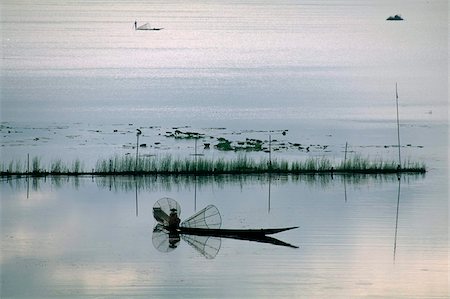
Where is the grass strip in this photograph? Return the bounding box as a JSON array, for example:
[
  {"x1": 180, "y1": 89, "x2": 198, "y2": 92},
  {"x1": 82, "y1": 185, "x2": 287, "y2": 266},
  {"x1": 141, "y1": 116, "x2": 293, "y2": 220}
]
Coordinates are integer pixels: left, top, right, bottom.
[{"x1": 1, "y1": 154, "x2": 426, "y2": 176}]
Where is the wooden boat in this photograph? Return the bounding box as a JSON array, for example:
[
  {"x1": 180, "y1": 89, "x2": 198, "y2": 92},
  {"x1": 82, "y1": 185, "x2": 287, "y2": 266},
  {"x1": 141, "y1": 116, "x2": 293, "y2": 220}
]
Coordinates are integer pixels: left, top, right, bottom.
[
  {"x1": 178, "y1": 226, "x2": 299, "y2": 248},
  {"x1": 154, "y1": 224, "x2": 299, "y2": 250},
  {"x1": 178, "y1": 226, "x2": 299, "y2": 237},
  {"x1": 152, "y1": 198, "x2": 299, "y2": 257}
]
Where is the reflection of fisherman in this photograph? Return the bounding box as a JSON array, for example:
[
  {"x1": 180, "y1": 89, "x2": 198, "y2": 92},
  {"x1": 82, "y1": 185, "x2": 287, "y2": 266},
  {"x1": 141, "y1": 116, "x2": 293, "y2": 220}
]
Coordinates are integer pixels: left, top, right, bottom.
[
  {"x1": 168, "y1": 232, "x2": 180, "y2": 248},
  {"x1": 168, "y1": 208, "x2": 180, "y2": 230}
]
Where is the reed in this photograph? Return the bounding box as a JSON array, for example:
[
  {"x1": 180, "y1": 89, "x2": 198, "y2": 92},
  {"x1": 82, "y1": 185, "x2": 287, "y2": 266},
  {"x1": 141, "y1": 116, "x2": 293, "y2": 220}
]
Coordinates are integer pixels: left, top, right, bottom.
[
  {"x1": 1, "y1": 154, "x2": 426, "y2": 176},
  {"x1": 71, "y1": 159, "x2": 83, "y2": 173},
  {"x1": 50, "y1": 159, "x2": 66, "y2": 173},
  {"x1": 4, "y1": 160, "x2": 24, "y2": 173},
  {"x1": 31, "y1": 157, "x2": 42, "y2": 173}
]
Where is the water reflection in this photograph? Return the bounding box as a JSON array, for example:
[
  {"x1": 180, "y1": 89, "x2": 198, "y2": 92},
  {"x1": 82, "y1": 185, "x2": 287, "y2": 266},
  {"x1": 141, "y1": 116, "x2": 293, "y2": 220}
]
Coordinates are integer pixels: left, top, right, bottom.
[
  {"x1": 135, "y1": 180, "x2": 139, "y2": 217},
  {"x1": 92, "y1": 173, "x2": 424, "y2": 192},
  {"x1": 1, "y1": 171, "x2": 446, "y2": 298},
  {"x1": 393, "y1": 175, "x2": 401, "y2": 262},
  {"x1": 268, "y1": 173, "x2": 272, "y2": 213},
  {"x1": 1, "y1": 173, "x2": 425, "y2": 194},
  {"x1": 2, "y1": 175, "x2": 84, "y2": 192}
]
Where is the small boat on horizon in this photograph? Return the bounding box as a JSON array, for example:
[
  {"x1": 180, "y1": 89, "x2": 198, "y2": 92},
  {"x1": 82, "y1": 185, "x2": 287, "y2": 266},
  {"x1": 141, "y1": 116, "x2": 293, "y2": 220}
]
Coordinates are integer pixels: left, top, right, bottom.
[
  {"x1": 386, "y1": 14, "x2": 404, "y2": 21},
  {"x1": 134, "y1": 21, "x2": 164, "y2": 31}
]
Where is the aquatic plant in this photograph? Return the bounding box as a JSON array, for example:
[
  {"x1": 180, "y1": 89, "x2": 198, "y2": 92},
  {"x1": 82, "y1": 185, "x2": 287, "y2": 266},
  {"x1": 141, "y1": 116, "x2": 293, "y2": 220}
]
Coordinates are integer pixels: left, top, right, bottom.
[
  {"x1": 50, "y1": 159, "x2": 66, "y2": 173},
  {"x1": 214, "y1": 137, "x2": 266, "y2": 152},
  {"x1": 92, "y1": 154, "x2": 424, "y2": 175},
  {"x1": 215, "y1": 138, "x2": 233, "y2": 151},
  {"x1": 31, "y1": 157, "x2": 41, "y2": 173},
  {"x1": 165, "y1": 130, "x2": 205, "y2": 139},
  {"x1": 71, "y1": 159, "x2": 83, "y2": 173},
  {"x1": 1, "y1": 154, "x2": 426, "y2": 176},
  {"x1": 1, "y1": 160, "x2": 24, "y2": 173}
]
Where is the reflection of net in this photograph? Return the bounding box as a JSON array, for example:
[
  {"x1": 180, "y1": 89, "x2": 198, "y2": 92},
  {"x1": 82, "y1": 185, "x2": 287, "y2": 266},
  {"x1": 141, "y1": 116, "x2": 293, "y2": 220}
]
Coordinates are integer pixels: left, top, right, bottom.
[
  {"x1": 152, "y1": 224, "x2": 180, "y2": 253},
  {"x1": 152, "y1": 200, "x2": 223, "y2": 258},
  {"x1": 181, "y1": 205, "x2": 222, "y2": 229},
  {"x1": 181, "y1": 234, "x2": 221, "y2": 259},
  {"x1": 153, "y1": 197, "x2": 181, "y2": 225}
]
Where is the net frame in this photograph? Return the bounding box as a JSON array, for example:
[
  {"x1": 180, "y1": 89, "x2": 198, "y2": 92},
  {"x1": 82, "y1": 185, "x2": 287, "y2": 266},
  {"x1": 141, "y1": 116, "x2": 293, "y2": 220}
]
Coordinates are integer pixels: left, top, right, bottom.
[{"x1": 181, "y1": 205, "x2": 222, "y2": 229}]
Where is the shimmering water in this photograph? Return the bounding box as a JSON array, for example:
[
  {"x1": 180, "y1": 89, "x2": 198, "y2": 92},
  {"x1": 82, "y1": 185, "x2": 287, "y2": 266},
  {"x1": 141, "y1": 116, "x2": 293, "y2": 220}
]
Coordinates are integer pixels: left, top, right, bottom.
[
  {"x1": 1, "y1": 0, "x2": 447, "y2": 125},
  {"x1": 1, "y1": 0, "x2": 448, "y2": 298},
  {"x1": 1, "y1": 0, "x2": 447, "y2": 168}
]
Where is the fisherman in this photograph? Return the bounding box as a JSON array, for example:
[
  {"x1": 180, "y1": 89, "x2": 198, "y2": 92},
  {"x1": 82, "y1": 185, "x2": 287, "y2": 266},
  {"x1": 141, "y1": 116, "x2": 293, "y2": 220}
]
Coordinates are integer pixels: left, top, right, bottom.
[
  {"x1": 134, "y1": 20, "x2": 137, "y2": 30},
  {"x1": 168, "y1": 208, "x2": 181, "y2": 230}
]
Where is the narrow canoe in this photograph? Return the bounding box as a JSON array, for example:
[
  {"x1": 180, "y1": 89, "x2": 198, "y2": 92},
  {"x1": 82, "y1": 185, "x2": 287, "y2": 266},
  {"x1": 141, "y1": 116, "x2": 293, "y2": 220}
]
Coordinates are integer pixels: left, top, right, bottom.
[{"x1": 178, "y1": 226, "x2": 299, "y2": 237}]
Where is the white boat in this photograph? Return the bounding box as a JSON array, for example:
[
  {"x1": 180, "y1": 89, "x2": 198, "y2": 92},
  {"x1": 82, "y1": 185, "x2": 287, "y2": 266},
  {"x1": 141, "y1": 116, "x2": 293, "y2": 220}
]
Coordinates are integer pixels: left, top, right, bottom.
[{"x1": 135, "y1": 22, "x2": 163, "y2": 30}]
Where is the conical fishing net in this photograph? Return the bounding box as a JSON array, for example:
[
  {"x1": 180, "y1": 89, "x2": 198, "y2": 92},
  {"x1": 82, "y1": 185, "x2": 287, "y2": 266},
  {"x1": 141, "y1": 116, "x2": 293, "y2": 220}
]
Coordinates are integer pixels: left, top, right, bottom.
[
  {"x1": 152, "y1": 224, "x2": 180, "y2": 253},
  {"x1": 137, "y1": 23, "x2": 153, "y2": 30},
  {"x1": 181, "y1": 234, "x2": 221, "y2": 259},
  {"x1": 153, "y1": 197, "x2": 181, "y2": 225},
  {"x1": 181, "y1": 205, "x2": 222, "y2": 229}
]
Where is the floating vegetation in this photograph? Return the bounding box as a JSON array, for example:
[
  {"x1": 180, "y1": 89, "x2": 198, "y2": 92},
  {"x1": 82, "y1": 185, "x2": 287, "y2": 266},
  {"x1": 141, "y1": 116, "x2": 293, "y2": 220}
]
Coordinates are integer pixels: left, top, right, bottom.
[
  {"x1": 215, "y1": 137, "x2": 264, "y2": 152},
  {"x1": 215, "y1": 138, "x2": 233, "y2": 151},
  {"x1": 1, "y1": 154, "x2": 426, "y2": 176},
  {"x1": 164, "y1": 130, "x2": 205, "y2": 139}
]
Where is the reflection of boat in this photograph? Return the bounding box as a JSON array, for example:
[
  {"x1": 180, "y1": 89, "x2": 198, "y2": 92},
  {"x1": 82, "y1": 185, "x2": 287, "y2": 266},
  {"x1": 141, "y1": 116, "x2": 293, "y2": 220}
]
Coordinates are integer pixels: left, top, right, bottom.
[
  {"x1": 152, "y1": 198, "x2": 299, "y2": 258},
  {"x1": 386, "y1": 15, "x2": 404, "y2": 21},
  {"x1": 180, "y1": 226, "x2": 298, "y2": 237},
  {"x1": 136, "y1": 23, "x2": 164, "y2": 30}
]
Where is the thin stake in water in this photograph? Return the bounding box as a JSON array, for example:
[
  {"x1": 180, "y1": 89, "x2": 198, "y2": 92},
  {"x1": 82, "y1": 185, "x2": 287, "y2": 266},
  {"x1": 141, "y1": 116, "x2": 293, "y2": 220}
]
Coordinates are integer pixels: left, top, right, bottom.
[
  {"x1": 395, "y1": 83, "x2": 401, "y2": 168},
  {"x1": 269, "y1": 134, "x2": 272, "y2": 167},
  {"x1": 136, "y1": 129, "x2": 142, "y2": 171},
  {"x1": 344, "y1": 142, "x2": 348, "y2": 168},
  {"x1": 195, "y1": 138, "x2": 198, "y2": 172}
]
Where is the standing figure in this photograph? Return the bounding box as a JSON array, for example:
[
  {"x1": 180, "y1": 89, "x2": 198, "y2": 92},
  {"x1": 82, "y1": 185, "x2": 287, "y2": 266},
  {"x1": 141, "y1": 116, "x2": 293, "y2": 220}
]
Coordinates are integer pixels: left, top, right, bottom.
[{"x1": 134, "y1": 20, "x2": 137, "y2": 30}]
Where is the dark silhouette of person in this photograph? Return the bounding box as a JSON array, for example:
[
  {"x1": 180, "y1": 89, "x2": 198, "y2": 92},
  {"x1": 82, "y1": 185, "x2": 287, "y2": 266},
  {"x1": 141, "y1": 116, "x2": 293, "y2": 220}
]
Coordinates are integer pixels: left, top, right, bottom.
[
  {"x1": 168, "y1": 208, "x2": 180, "y2": 230},
  {"x1": 134, "y1": 20, "x2": 137, "y2": 30}
]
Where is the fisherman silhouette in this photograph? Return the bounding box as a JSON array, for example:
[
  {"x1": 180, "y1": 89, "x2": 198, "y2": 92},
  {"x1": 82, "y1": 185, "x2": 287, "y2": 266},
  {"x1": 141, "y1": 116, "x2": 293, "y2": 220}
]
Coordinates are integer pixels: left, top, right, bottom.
[
  {"x1": 168, "y1": 208, "x2": 181, "y2": 230},
  {"x1": 134, "y1": 20, "x2": 137, "y2": 30}
]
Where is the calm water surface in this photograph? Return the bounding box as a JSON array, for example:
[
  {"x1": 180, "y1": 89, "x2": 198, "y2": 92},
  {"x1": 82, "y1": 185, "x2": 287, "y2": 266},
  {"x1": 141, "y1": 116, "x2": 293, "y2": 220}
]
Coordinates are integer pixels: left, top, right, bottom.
[
  {"x1": 1, "y1": 0, "x2": 448, "y2": 298},
  {"x1": 0, "y1": 0, "x2": 447, "y2": 167},
  {"x1": 1, "y1": 173, "x2": 447, "y2": 298},
  {"x1": 1, "y1": 0, "x2": 447, "y2": 125}
]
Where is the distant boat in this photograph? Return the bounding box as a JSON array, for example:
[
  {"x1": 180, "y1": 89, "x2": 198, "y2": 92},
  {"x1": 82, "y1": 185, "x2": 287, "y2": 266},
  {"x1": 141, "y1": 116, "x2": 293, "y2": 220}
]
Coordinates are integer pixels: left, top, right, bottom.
[
  {"x1": 136, "y1": 22, "x2": 163, "y2": 30},
  {"x1": 386, "y1": 14, "x2": 404, "y2": 21}
]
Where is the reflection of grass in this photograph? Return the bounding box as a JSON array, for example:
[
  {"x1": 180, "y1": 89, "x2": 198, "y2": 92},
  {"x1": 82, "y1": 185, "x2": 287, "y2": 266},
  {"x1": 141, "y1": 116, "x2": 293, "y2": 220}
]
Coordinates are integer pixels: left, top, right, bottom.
[
  {"x1": 3, "y1": 173, "x2": 425, "y2": 193},
  {"x1": 1, "y1": 154, "x2": 426, "y2": 176}
]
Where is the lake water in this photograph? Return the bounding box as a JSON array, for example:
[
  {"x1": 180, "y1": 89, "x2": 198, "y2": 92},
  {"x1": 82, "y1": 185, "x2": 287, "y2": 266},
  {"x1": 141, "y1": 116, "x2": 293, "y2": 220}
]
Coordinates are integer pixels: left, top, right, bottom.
[
  {"x1": 1, "y1": 0, "x2": 448, "y2": 298},
  {"x1": 1, "y1": 173, "x2": 448, "y2": 298}
]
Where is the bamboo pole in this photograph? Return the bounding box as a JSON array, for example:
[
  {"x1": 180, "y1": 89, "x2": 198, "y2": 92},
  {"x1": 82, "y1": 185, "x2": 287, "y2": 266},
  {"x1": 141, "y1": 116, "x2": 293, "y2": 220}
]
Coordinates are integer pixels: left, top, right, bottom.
[
  {"x1": 395, "y1": 83, "x2": 401, "y2": 168},
  {"x1": 269, "y1": 134, "x2": 272, "y2": 167}
]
